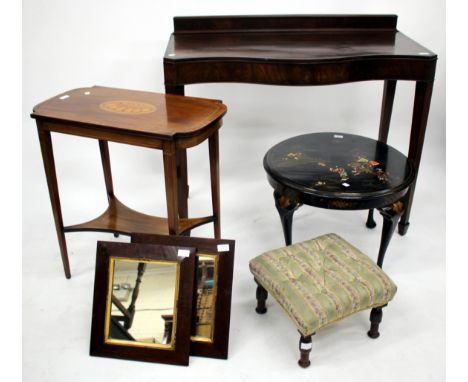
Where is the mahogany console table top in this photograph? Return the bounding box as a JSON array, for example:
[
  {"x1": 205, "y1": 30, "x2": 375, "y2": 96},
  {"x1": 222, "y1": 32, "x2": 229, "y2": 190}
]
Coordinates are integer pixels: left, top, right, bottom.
[
  {"x1": 163, "y1": 14, "x2": 437, "y2": 236},
  {"x1": 164, "y1": 14, "x2": 436, "y2": 85}
]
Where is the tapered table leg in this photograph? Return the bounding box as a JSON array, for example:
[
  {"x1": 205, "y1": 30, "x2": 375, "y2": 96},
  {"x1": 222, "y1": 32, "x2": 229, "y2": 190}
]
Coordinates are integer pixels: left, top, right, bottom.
[
  {"x1": 378, "y1": 80, "x2": 397, "y2": 143},
  {"x1": 399, "y1": 80, "x2": 434, "y2": 235},
  {"x1": 98, "y1": 140, "x2": 119, "y2": 237},
  {"x1": 37, "y1": 127, "x2": 71, "y2": 278},
  {"x1": 98, "y1": 140, "x2": 114, "y2": 200},
  {"x1": 176, "y1": 148, "x2": 189, "y2": 220},
  {"x1": 209, "y1": 130, "x2": 221, "y2": 238},
  {"x1": 163, "y1": 142, "x2": 180, "y2": 235},
  {"x1": 165, "y1": 85, "x2": 190, "y2": 234}
]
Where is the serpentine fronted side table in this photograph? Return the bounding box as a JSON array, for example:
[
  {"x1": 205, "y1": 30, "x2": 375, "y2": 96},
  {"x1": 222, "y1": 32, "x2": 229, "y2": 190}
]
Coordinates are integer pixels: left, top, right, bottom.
[
  {"x1": 31, "y1": 86, "x2": 226, "y2": 278},
  {"x1": 163, "y1": 14, "x2": 437, "y2": 236},
  {"x1": 263, "y1": 132, "x2": 415, "y2": 268}
]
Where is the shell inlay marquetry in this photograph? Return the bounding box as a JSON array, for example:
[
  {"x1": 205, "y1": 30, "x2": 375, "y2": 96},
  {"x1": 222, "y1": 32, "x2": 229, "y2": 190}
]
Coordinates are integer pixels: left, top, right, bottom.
[{"x1": 99, "y1": 100, "x2": 156, "y2": 115}]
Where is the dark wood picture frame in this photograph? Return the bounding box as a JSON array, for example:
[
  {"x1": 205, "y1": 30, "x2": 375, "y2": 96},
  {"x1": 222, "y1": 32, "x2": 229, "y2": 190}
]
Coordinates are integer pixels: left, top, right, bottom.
[
  {"x1": 90, "y1": 241, "x2": 196, "y2": 366},
  {"x1": 131, "y1": 233, "x2": 235, "y2": 359}
]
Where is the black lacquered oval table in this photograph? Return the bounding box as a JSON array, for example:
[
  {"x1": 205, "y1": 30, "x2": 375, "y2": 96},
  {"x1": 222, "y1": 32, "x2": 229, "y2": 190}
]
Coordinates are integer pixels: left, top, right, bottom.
[{"x1": 263, "y1": 132, "x2": 415, "y2": 267}]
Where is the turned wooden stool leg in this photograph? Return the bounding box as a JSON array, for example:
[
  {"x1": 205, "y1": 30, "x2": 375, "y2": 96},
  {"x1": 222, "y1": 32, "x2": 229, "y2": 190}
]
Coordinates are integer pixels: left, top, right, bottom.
[
  {"x1": 368, "y1": 307, "x2": 384, "y2": 339},
  {"x1": 254, "y1": 279, "x2": 268, "y2": 314},
  {"x1": 366, "y1": 209, "x2": 377, "y2": 228},
  {"x1": 274, "y1": 191, "x2": 300, "y2": 246},
  {"x1": 298, "y1": 334, "x2": 313, "y2": 368}
]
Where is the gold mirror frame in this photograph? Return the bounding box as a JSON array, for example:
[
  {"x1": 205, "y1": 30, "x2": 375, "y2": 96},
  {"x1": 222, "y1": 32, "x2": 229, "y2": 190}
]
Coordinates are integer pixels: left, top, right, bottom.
[
  {"x1": 104, "y1": 257, "x2": 180, "y2": 350},
  {"x1": 131, "y1": 234, "x2": 235, "y2": 359},
  {"x1": 191, "y1": 254, "x2": 219, "y2": 343},
  {"x1": 90, "y1": 241, "x2": 196, "y2": 366}
]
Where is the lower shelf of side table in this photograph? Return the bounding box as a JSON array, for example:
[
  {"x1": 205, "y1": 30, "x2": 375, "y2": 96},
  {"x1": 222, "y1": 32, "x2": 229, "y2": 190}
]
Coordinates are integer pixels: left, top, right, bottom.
[{"x1": 63, "y1": 196, "x2": 214, "y2": 236}]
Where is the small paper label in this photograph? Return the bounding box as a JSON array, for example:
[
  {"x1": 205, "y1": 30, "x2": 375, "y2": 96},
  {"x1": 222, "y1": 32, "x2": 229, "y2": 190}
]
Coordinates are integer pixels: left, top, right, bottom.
[
  {"x1": 333, "y1": 134, "x2": 344, "y2": 139},
  {"x1": 178, "y1": 249, "x2": 190, "y2": 258},
  {"x1": 300, "y1": 342, "x2": 312, "y2": 350},
  {"x1": 217, "y1": 244, "x2": 229, "y2": 252},
  {"x1": 59, "y1": 95, "x2": 70, "y2": 100}
]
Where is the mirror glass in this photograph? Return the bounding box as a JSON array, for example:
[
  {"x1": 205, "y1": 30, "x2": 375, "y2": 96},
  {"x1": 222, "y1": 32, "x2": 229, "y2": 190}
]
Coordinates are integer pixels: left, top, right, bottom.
[
  {"x1": 105, "y1": 258, "x2": 179, "y2": 349},
  {"x1": 192, "y1": 254, "x2": 218, "y2": 342}
]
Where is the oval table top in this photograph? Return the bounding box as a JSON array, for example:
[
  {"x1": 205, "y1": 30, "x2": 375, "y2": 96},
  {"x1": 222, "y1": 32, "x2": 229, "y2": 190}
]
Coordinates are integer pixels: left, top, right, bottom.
[{"x1": 264, "y1": 132, "x2": 415, "y2": 210}]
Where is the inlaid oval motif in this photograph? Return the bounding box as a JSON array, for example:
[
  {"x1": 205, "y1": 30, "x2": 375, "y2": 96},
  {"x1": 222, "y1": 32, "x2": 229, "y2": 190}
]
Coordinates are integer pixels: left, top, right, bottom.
[{"x1": 99, "y1": 100, "x2": 156, "y2": 115}]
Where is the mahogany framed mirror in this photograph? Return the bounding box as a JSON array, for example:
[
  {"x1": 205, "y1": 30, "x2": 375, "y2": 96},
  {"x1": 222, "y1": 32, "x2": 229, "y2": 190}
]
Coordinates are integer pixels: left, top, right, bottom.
[
  {"x1": 131, "y1": 234, "x2": 235, "y2": 359},
  {"x1": 90, "y1": 241, "x2": 196, "y2": 366}
]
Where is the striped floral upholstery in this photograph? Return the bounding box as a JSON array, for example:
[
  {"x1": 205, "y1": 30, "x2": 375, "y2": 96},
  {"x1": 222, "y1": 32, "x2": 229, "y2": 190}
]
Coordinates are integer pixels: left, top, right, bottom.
[{"x1": 249, "y1": 233, "x2": 397, "y2": 336}]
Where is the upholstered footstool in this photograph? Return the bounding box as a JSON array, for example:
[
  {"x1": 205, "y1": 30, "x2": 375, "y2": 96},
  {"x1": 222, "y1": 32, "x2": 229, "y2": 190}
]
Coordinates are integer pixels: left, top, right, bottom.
[{"x1": 249, "y1": 233, "x2": 397, "y2": 368}]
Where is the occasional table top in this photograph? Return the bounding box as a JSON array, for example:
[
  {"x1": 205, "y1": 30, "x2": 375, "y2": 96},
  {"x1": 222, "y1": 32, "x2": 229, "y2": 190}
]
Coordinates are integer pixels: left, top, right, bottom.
[
  {"x1": 32, "y1": 86, "x2": 227, "y2": 139},
  {"x1": 264, "y1": 133, "x2": 415, "y2": 209}
]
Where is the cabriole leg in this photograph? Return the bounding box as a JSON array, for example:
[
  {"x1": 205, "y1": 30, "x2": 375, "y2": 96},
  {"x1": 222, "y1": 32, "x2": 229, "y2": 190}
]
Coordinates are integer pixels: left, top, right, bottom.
[
  {"x1": 377, "y1": 201, "x2": 405, "y2": 268},
  {"x1": 366, "y1": 209, "x2": 377, "y2": 228},
  {"x1": 274, "y1": 191, "x2": 300, "y2": 246}
]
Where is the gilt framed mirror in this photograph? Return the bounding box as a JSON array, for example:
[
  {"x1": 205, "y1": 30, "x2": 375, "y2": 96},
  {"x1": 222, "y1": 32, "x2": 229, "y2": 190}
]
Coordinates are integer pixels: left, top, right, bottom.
[
  {"x1": 90, "y1": 241, "x2": 196, "y2": 366},
  {"x1": 131, "y1": 234, "x2": 235, "y2": 359}
]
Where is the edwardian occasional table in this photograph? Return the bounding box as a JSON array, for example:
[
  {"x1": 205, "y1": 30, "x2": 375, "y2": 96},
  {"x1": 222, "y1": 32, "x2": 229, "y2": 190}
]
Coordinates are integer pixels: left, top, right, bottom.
[
  {"x1": 163, "y1": 14, "x2": 437, "y2": 236},
  {"x1": 32, "y1": 86, "x2": 226, "y2": 278},
  {"x1": 263, "y1": 132, "x2": 415, "y2": 268}
]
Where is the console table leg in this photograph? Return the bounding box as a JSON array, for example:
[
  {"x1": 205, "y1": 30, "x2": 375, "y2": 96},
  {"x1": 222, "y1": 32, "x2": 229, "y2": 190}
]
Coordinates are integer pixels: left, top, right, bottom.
[
  {"x1": 209, "y1": 130, "x2": 221, "y2": 238},
  {"x1": 163, "y1": 142, "x2": 180, "y2": 235},
  {"x1": 254, "y1": 279, "x2": 268, "y2": 314},
  {"x1": 378, "y1": 80, "x2": 397, "y2": 143},
  {"x1": 377, "y1": 202, "x2": 404, "y2": 268},
  {"x1": 274, "y1": 191, "x2": 300, "y2": 246},
  {"x1": 37, "y1": 127, "x2": 71, "y2": 279},
  {"x1": 399, "y1": 80, "x2": 434, "y2": 236}
]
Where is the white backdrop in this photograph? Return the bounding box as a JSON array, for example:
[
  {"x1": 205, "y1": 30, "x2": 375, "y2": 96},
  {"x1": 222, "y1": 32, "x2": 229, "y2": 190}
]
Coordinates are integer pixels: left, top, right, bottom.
[{"x1": 23, "y1": 1, "x2": 445, "y2": 381}]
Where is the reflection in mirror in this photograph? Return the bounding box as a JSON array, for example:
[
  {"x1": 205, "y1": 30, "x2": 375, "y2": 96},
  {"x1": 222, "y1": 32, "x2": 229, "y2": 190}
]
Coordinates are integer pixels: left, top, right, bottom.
[
  {"x1": 105, "y1": 258, "x2": 179, "y2": 349},
  {"x1": 192, "y1": 254, "x2": 218, "y2": 342}
]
